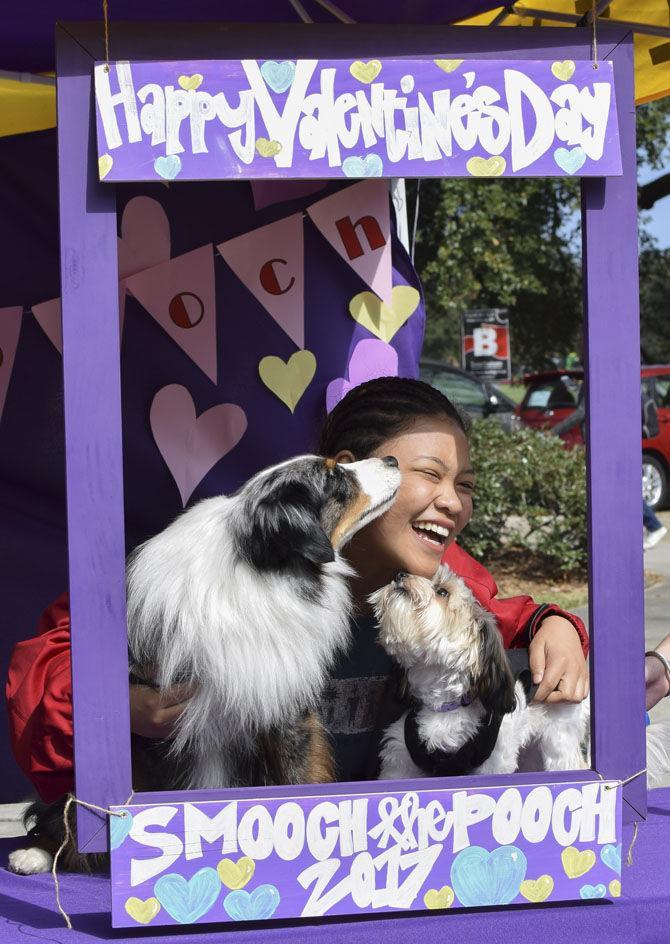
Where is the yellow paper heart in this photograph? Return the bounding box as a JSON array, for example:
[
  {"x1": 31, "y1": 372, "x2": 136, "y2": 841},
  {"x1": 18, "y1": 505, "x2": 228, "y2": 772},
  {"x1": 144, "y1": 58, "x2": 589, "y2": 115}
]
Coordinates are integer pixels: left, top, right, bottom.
[
  {"x1": 255, "y1": 137, "x2": 282, "y2": 158},
  {"x1": 124, "y1": 896, "x2": 161, "y2": 925},
  {"x1": 348, "y1": 286, "x2": 420, "y2": 343},
  {"x1": 349, "y1": 60, "x2": 382, "y2": 84},
  {"x1": 434, "y1": 59, "x2": 464, "y2": 74},
  {"x1": 520, "y1": 875, "x2": 554, "y2": 903},
  {"x1": 551, "y1": 60, "x2": 576, "y2": 82},
  {"x1": 178, "y1": 73, "x2": 203, "y2": 91},
  {"x1": 423, "y1": 885, "x2": 454, "y2": 910},
  {"x1": 561, "y1": 846, "x2": 596, "y2": 879},
  {"x1": 609, "y1": 879, "x2": 622, "y2": 898},
  {"x1": 217, "y1": 855, "x2": 255, "y2": 889},
  {"x1": 98, "y1": 154, "x2": 113, "y2": 180},
  {"x1": 466, "y1": 156, "x2": 507, "y2": 177},
  {"x1": 259, "y1": 350, "x2": 317, "y2": 413}
]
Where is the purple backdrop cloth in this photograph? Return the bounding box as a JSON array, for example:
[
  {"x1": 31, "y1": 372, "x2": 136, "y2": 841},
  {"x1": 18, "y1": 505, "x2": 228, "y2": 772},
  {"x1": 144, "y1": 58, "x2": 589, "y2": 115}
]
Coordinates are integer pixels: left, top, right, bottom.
[
  {"x1": 0, "y1": 129, "x2": 424, "y2": 802},
  {"x1": 1, "y1": 787, "x2": 670, "y2": 943}
]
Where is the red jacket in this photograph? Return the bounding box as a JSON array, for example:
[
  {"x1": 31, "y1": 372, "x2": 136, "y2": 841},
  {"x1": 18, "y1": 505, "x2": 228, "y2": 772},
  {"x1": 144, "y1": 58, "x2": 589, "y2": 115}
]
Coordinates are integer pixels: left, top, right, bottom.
[{"x1": 5, "y1": 544, "x2": 588, "y2": 802}]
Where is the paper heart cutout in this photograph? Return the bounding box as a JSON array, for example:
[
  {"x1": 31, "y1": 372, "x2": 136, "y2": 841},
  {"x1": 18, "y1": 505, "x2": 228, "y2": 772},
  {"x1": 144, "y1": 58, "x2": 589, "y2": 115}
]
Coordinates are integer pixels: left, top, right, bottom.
[
  {"x1": 154, "y1": 155, "x2": 182, "y2": 180},
  {"x1": 520, "y1": 875, "x2": 554, "y2": 903},
  {"x1": 451, "y1": 845, "x2": 527, "y2": 907},
  {"x1": 348, "y1": 286, "x2": 420, "y2": 343},
  {"x1": 258, "y1": 350, "x2": 316, "y2": 413},
  {"x1": 561, "y1": 846, "x2": 596, "y2": 879},
  {"x1": 256, "y1": 138, "x2": 282, "y2": 158},
  {"x1": 98, "y1": 154, "x2": 113, "y2": 180},
  {"x1": 349, "y1": 59, "x2": 382, "y2": 84},
  {"x1": 118, "y1": 196, "x2": 171, "y2": 281},
  {"x1": 467, "y1": 156, "x2": 506, "y2": 177},
  {"x1": 217, "y1": 856, "x2": 255, "y2": 890},
  {"x1": 178, "y1": 73, "x2": 203, "y2": 91},
  {"x1": 342, "y1": 154, "x2": 383, "y2": 178},
  {"x1": 223, "y1": 884, "x2": 280, "y2": 921},
  {"x1": 326, "y1": 338, "x2": 398, "y2": 413},
  {"x1": 600, "y1": 843, "x2": 621, "y2": 874},
  {"x1": 580, "y1": 883, "x2": 607, "y2": 900},
  {"x1": 124, "y1": 896, "x2": 161, "y2": 925},
  {"x1": 609, "y1": 879, "x2": 622, "y2": 898},
  {"x1": 260, "y1": 60, "x2": 296, "y2": 93},
  {"x1": 110, "y1": 811, "x2": 133, "y2": 850},
  {"x1": 423, "y1": 885, "x2": 454, "y2": 909},
  {"x1": 150, "y1": 385, "x2": 247, "y2": 506},
  {"x1": 434, "y1": 59, "x2": 464, "y2": 73},
  {"x1": 554, "y1": 146, "x2": 586, "y2": 175},
  {"x1": 551, "y1": 60, "x2": 576, "y2": 81},
  {"x1": 154, "y1": 868, "x2": 221, "y2": 924}
]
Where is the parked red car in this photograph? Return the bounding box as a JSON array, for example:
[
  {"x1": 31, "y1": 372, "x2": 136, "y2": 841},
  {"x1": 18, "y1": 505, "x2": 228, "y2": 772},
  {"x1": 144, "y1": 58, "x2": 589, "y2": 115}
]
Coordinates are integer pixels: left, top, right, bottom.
[{"x1": 517, "y1": 367, "x2": 670, "y2": 509}]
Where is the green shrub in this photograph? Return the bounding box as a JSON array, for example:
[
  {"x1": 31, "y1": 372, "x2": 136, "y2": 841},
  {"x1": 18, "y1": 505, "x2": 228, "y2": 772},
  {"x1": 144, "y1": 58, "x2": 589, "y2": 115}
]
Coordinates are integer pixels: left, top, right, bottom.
[{"x1": 458, "y1": 420, "x2": 587, "y2": 578}]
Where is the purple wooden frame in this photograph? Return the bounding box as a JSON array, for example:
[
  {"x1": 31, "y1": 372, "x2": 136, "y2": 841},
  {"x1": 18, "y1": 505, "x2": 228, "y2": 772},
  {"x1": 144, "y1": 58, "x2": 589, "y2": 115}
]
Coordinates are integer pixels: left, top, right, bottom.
[{"x1": 55, "y1": 21, "x2": 645, "y2": 854}]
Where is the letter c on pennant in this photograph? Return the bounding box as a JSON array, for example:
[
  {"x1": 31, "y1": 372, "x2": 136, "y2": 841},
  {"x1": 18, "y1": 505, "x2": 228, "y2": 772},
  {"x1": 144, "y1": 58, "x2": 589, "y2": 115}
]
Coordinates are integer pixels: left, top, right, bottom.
[{"x1": 259, "y1": 258, "x2": 295, "y2": 296}]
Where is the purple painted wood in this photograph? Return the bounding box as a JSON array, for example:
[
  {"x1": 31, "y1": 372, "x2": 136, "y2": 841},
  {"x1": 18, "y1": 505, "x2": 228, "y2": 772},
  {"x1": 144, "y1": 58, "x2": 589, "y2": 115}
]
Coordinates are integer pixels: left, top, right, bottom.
[
  {"x1": 581, "y1": 35, "x2": 647, "y2": 819},
  {"x1": 56, "y1": 25, "x2": 133, "y2": 851}
]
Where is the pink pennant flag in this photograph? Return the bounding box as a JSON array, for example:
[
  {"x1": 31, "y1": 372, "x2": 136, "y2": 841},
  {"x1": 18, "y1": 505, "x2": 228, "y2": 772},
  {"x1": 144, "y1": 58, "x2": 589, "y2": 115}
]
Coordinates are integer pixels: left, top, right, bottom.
[
  {"x1": 250, "y1": 180, "x2": 327, "y2": 211},
  {"x1": 124, "y1": 245, "x2": 217, "y2": 383},
  {"x1": 307, "y1": 180, "x2": 392, "y2": 303},
  {"x1": 32, "y1": 287, "x2": 127, "y2": 355},
  {"x1": 217, "y1": 214, "x2": 304, "y2": 349},
  {"x1": 0, "y1": 307, "x2": 23, "y2": 424}
]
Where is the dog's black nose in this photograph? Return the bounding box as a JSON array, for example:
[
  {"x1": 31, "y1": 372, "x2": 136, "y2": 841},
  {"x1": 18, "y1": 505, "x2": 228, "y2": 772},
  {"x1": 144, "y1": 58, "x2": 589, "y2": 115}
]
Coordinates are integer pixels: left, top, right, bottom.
[
  {"x1": 394, "y1": 572, "x2": 408, "y2": 588},
  {"x1": 382, "y1": 455, "x2": 399, "y2": 467}
]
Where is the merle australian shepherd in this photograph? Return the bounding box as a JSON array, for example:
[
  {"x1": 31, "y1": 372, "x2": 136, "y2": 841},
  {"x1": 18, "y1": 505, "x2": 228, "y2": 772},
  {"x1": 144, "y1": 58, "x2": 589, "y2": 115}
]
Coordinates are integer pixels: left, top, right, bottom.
[{"x1": 10, "y1": 454, "x2": 400, "y2": 875}]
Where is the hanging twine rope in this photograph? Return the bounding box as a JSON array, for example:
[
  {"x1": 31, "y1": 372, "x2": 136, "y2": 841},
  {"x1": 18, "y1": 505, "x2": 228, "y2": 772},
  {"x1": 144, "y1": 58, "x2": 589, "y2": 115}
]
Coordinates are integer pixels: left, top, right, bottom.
[
  {"x1": 102, "y1": 0, "x2": 111, "y2": 73},
  {"x1": 591, "y1": 0, "x2": 599, "y2": 69},
  {"x1": 597, "y1": 769, "x2": 645, "y2": 867}
]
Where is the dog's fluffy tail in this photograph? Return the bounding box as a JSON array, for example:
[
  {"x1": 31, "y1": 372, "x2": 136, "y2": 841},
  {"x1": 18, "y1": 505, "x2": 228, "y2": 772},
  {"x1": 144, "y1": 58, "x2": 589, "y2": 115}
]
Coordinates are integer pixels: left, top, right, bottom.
[{"x1": 647, "y1": 719, "x2": 670, "y2": 789}]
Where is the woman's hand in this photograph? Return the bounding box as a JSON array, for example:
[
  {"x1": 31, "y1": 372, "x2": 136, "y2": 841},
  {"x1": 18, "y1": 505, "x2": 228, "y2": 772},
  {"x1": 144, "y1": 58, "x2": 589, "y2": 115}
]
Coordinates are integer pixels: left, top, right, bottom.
[
  {"x1": 129, "y1": 681, "x2": 195, "y2": 739},
  {"x1": 529, "y1": 615, "x2": 589, "y2": 703}
]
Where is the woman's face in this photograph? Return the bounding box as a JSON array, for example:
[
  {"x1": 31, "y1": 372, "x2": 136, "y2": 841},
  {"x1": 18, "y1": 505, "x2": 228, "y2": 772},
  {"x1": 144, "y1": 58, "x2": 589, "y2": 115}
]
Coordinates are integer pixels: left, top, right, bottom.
[{"x1": 340, "y1": 416, "x2": 475, "y2": 583}]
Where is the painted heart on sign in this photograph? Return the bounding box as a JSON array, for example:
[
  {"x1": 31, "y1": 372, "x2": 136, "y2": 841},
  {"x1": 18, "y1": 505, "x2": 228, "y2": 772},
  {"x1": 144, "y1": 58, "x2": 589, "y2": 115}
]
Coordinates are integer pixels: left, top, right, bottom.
[
  {"x1": 609, "y1": 879, "x2": 622, "y2": 898},
  {"x1": 466, "y1": 156, "x2": 507, "y2": 177},
  {"x1": 110, "y1": 811, "x2": 133, "y2": 850},
  {"x1": 256, "y1": 138, "x2": 282, "y2": 158},
  {"x1": 154, "y1": 155, "x2": 182, "y2": 180},
  {"x1": 150, "y1": 385, "x2": 248, "y2": 506},
  {"x1": 154, "y1": 868, "x2": 221, "y2": 924},
  {"x1": 601, "y1": 843, "x2": 621, "y2": 874},
  {"x1": 451, "y1": 845, "x2": 527, "y2": 907},
  {"x1": 260, "y1": 60, "x2": 296, "y2": 93},
  {"x1": 433, "y1": 58, "x2": 463, "y2": 73},
  {"x1": 98, "y1": 154, "x2": 113, "y2": 180},
  {"x1": 178, "y1": 73, "x2": 203, "y2": 91},
  {"x1": 124, "y1": 896, "x2": 161, "y2": 925},
  {"x1": 348, "y1": 286, "x2": 420, "y2": 343},
  {"x1": 258, "y1": 350, "x2": 316, "y2": 413},
  {"x1": 551, "y1": 59, "x2": 576, "y2": 81},
  {"x1": 349, "y1": 59, "x2": 382, "y2": 84},
  {"x1": 223, "y1": 884, "x2": 280, "y2": 921},
  {"x1": 520, "y1": 875, "x2": 554, "y2": 903},
  {"x1": 580, "y1": 883, "x2": 607, "y2": 900},
  {"x1": 561, "y1": 846, "x2": 596, "y2": 879},
  {"x1": 423, "y1": 885, "x2": 454, "y2": 909},
  {"x1": 217, "y1": 856, "x2": 255, "y2": 890},
  {"x1": 326, "y1": 338, "x2": 398, "y2": 412},
  {"x1": 554, "y1": 146, "x2": 586, "y2": 175},
  {"x1": 342, "y1": 154, "x2": 383, "y2": 178}
]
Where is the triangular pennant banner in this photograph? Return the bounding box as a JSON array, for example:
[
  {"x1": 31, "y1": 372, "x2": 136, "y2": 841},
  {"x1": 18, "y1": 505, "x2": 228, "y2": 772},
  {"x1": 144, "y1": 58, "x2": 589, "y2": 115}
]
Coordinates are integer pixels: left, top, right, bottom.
[
  {"x1": 124, "y1": 245, "x2": 217, "y2": 384},
  {"x1": 250, "y1": 180, "x2": 327, "y2": 211},
  {"x1": 0, "y1": 307, "x2": 23, "y2": 424},
  {"x1": 217, "y1": 214, "x2": 304, "y2": 350},
  {"x1": 307, "y1": 180, "x2": 392, "y2": 303},
  {"x1": 32, "y1": 287, "x2": 127, "y2": 355}
]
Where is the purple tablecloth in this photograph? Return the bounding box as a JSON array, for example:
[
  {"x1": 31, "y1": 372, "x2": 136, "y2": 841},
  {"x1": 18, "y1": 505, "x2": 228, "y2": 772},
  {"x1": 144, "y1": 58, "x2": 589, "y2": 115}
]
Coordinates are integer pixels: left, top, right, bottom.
[{"x1": 1, "y1": 789, "x2": 669, "y2": 944}]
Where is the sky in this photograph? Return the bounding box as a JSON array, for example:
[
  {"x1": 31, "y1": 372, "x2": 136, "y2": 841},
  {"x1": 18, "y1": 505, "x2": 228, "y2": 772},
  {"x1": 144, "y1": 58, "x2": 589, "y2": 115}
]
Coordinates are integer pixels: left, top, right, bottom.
[{"x1": 640, "y1": 162, "x2": 670, "y2": 249}]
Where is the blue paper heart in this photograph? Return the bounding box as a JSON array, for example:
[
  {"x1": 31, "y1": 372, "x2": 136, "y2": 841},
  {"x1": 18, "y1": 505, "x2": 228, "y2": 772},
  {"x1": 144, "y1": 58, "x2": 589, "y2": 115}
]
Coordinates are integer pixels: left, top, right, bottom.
[
  {"x1": 342, "y1": 154, "x2": 384, "y2": 178},
  {"x1": 600, "y1": 843, "x2": 622, "y2": 874},
  {"x1": 553, "y1": 146, "x2": 586, "y2": 175},
  {"x1": 154, "y1": 155, "x2": 182, "y2": 180},
  {"x1": 109, "y1": 811, "x2": 133, "y2": 850},
  {"x1": 580, "y1": 883, "x2": 607, "y2": 899},
  {"x1": 224, "y1": 884, "x2": 280, "y2": 921},
  {"x1": 260, "y1": 60, "x2": 296, "y2": 93},
  {"x1": 154, "y1": 868, "x2": 220, "y2": 924},
  {"x1": 451, "y1": 846, "x2": 527, "y2": 907}
]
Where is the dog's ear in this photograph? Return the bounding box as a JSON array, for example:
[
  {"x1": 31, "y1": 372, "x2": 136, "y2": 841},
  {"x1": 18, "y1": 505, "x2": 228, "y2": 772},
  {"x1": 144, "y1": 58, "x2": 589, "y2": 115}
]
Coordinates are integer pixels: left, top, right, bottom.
[
  {"x1": 242, "y1": 483, "x2": 335, "y2": 571},
  {"x1": 473, "y1": 606, "x2": 517, "y2": 716}
]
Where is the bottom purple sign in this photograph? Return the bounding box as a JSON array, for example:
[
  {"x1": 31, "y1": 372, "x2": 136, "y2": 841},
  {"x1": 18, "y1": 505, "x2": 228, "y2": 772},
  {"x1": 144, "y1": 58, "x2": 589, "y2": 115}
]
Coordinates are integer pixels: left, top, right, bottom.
[{"x1": 110, "y1": 780, "x2": 622, "y2": 927}]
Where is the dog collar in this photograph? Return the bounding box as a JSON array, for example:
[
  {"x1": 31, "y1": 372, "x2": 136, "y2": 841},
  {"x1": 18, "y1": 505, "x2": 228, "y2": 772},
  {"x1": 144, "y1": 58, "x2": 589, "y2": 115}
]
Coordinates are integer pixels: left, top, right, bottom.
[{"x1": 433, "y1": 693, "x2": 473, "y2": 712}]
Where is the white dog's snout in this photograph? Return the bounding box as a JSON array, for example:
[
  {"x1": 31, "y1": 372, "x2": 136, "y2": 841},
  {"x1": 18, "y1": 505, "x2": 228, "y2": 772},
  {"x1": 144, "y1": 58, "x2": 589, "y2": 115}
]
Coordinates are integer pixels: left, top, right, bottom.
[{"x1": 346, "y1": 457, "x2": 401, "y2": 509}]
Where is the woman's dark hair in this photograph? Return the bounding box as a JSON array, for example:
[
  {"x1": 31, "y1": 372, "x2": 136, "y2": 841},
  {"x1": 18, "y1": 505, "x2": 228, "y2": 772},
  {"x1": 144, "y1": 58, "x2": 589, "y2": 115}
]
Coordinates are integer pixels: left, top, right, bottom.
[{"x1": 318, "y1": 377, "x2": 469, "y2": 459}]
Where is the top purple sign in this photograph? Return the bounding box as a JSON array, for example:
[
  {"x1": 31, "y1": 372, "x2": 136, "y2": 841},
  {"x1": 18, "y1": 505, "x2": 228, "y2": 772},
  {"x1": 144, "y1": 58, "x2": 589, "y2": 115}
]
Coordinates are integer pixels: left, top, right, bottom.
[{"x1": 94, "y1": 58, "x2": 622, "y2": 183}]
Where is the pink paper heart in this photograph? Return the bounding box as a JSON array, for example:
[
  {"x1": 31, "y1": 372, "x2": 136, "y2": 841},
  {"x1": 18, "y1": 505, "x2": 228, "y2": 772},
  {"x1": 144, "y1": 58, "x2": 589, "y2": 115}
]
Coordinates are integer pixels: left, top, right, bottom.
[
  {"x1": 118, "y1": 197, "x2": 171, "y2": 281},
  {"x1": 326, "y1": 339, "x2": 398, "y2": 413},
  {"x1": 150, "y1": 385, "x2": 247, "y2": 506}
]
